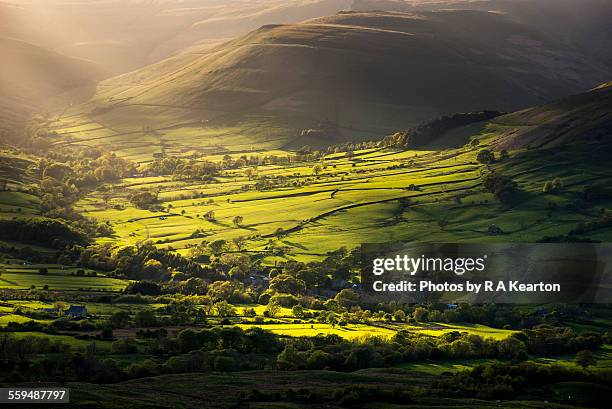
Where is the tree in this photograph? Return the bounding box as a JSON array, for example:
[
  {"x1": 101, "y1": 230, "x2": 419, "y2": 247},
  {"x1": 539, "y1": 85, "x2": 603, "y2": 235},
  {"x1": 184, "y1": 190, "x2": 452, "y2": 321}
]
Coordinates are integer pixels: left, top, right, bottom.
[
  {"x1": 135, "y1": 310, "x2": 158, "y2": 327},
  {"x1": 208, "y1": 239, "x2": 227, "y2": 255},
  {"x1": 497, "y1": 336, "x2": 526, "y2": 360},
  {"x1": 277, "y1": 345, "x2": 305, "y2": 370},
  {"x1": 335, "y1": 289, "x2": 359, "y2": 308},
  {"x1": 542, "y1": 181, "x2": 554, "y2": 193},
  {"x1": 543, "y1": 178, "x2": 563, "y2": 194},
  {"x1": 214, "y1": 301, "x2": 236, "y2": 317},
  {"x1": 265, "y1": 301, "x2": 282, "y2": 318},
  {"x1": 484, "y1": 173, "x2": 517, "y2": 203},
  {"x1": 110, "y1": 311, "x2": 131, "y2": 328},
  {"x1": 142, "y1": 259, "x2": 166, "y2": 280},
  {"x1": 228, "y1": 266, "x2": 246, "y2": 281},
  {"x1": 269, "y1": 274, "x2": 306, "y2": 295},
  {"x1": 306, "y1": 349, "x2": 331, "y2": 370},
  {"x1": 232, "y1": 215, "x2": 244, "y2": 227},
  {"x1": 477, "y1": 149, "x2": 495, "y2": 164},
  {"x1": 100, "y1": 326, "x2": 114, "y2": 340},
  {"x1": 413, "y1": 307, "x2": 429, "y2": 322},
  {"x1": 245, "y1": 167, "x2": 256, "y2": 180},
  {"x1": 312, "y1": 164, "x2": 323, "y2": 176},
  {"x1": 38, "y1": 267, "x2": 48, "y2": 275},
  {"x1": 575, "y1": 350, "x2": 596, "y2": 369},
  {"x1": 292, "y1": 304, "x2": 305, "y2": 318},
  {"x1": 129, "y1": 191, "x2": 158, "y2": 209},
  {"x1": 274, "y1": 228, "x2": 286, "y2": 239},
  {"x1": 393, "y1": 310, "x2": 406, "y2": 322},
  {"x1": 243, "y1": 307, "x2": 257, "y2": 317},
  {"x1": 232, "y1": 236, "x2": 247, "y2": 251}
]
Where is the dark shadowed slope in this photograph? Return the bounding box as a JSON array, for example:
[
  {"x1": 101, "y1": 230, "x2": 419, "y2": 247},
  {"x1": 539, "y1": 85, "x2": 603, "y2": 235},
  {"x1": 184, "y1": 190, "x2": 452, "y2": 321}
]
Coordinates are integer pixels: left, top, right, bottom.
[
  {"x1": 68, "y1": 9, "x2": 610, "y2": 149},
  {"x1": 489, "y1": 82, "x2": 612, "y2": 150},
  {"x1": 351, "y1": 0, "x2": 612, "y2": 66}
]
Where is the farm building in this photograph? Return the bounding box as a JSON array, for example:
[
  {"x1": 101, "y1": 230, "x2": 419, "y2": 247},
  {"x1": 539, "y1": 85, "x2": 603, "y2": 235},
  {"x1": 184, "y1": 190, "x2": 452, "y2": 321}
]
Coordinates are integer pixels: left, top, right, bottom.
[{"x1": 65, "y1": 305, "x2": 87, "y2": 318}]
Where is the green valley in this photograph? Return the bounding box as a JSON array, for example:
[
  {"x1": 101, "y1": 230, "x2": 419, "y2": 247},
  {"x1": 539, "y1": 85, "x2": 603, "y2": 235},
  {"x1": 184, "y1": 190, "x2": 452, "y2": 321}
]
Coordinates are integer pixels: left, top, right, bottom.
[{"x1": 0, "y1": 2, "x2": 611, "y2": 408}]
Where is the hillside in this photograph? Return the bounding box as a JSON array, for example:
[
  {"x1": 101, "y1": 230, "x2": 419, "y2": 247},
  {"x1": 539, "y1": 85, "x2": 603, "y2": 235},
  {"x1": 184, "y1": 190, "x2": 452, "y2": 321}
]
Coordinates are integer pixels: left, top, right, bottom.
[
  {"x1": 57, "y1": 85, "x2": 612, "y2": 259},
  {"x1": 52, "y1": 9, "x2": 611, "y2": 158},
  {"x1": 0, "y1": 37, "x2": 105, "y2": 136},
  {"x1": 488, "y1": 82, "x2": 612, "y2": 149},
  {"x1": 352, "y1": 0, "x2": 612, "y2": 66},
  {"x1": 0, "y1": 0, "x2": 351, "y2": 75}
]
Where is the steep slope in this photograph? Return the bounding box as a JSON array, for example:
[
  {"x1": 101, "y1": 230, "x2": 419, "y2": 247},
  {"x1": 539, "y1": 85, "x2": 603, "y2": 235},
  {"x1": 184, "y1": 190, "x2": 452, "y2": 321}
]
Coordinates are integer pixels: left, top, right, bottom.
[
  {"x1": 1, "y1": 0, "x2": 351, "y2": 75},
  {"x1": 489, "y1": 82, "x2": 612, "y2": 150},
  {"x1": 0, "y1": 37, "x2": 105, "y2": 137},
  {"x1": 63, "y1": 9, "x2": 610, "y2": 153},
  {"x1": 351, "y1": 0, "x2": 612, "y2": 66}
]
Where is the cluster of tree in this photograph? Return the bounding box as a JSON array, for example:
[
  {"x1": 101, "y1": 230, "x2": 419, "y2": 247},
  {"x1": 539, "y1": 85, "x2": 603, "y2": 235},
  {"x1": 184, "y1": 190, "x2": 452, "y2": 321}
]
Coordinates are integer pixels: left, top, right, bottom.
[
  {"x1": 2, "y1": 319, "x2": 608, "y2": 386},
  {"x1": 570, "y1": 210, "x2": 612, "y2": 235},
  {"x1": 0, "y1": 244, "x2": 57, "y2": 263},
  {"x1": 476, "y1": 149, "x2": 496, "y2": 164},
  {"x1": 276, "y1": 330, "x2": 529, "y2": 373},
  {"x1": 434, "y1": 361, "x2": 610, "y2": 403},
  {"x1": 517, "y1": 324, "x2": 603, "y2": 356},
  {"x1": 542, "y1": 177, "x2": 563, "y2": 193},
  {"x1": 145, "y1": 157, "x2": 218, "y2": 180},
  {"x1": 34, "y1": 151, "x2": 134, "y2": 214},
  {"x1": 66, "y1": 243, "x2": 219, "y2": 282},
  {"x1": 379, "y1": 112, "x2": 503, "y2": 149},
  {"x1": 220, "y1": 153, "x2": 297, "y2": 168},
  {"x1": 483, "y1": 172, "x2": 518, "y2": 203},
  {"x1": 128, "y1": 190, "x2": 159, "y2": 209},
  {"x1": 0, "y1": 218, "x2": 89, "y2": 249}
]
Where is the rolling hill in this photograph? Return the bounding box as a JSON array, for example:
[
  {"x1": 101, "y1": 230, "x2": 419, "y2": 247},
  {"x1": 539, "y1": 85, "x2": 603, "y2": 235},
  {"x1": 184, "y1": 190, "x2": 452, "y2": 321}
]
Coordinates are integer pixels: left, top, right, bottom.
[
  {"x1": 488, "y1": 82, "x2": 612, "y2": 150},
  {"x1": 352, "y1": 0, "x2": 612, "y2": 66},
  {"x1": 0, "y1": 36, "x2": 105, "y2": 138},
  {"x1": 0, "y1": 0, "x2": 352, "y2": 75},
  {"x1": 53, "y1": 8, "x2": 611, "y2": 158},
  {"x1": 67, "y1": 82, "x2": 612, "y2": 258}
]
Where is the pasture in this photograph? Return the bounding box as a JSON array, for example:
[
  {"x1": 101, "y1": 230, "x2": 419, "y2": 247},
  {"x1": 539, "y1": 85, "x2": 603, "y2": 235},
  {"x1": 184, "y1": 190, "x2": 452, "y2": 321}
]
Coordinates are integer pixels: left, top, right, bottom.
[
  {"x1": 0, "y1": 262, "x2": 129, "y2": 292},
  {"x1": 58, "y1": 135, "x2": 612, "y2": 262},
  {"x1": 236, "y1": 321, "x2": 515, "y2": 341}
]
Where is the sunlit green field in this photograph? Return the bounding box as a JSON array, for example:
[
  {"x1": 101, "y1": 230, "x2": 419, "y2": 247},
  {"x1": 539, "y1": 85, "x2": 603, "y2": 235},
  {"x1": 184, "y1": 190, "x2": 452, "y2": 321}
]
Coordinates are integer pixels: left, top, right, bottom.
[
  {"x1": 64, "y1": 140, "x2": 612, "y2": 263},
  {"x1": 397, "y1": 345, "x2": 612, "y2": 374},
  {"x1": 0, "y1": 262, "x2": 130, "y2": 291},
  {"x1": 237, "y1": 323, "x2": 398, "y2": 340},
  {"x1": 534, "y1": 344, "x2": 612, "y2": 370},
  {"x1": 11, "y1": 331, "x2": 113, "y2": 350},
  {"x1": 236, "y1": 321, "x2": 515, "y2": 341}
]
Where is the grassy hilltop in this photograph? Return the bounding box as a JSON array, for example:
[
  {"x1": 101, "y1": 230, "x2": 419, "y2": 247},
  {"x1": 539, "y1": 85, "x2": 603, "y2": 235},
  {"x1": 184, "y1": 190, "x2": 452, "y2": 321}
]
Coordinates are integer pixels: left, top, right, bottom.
[{"x1": 47, "y1": 9, "x2": 611, "y2": 159}]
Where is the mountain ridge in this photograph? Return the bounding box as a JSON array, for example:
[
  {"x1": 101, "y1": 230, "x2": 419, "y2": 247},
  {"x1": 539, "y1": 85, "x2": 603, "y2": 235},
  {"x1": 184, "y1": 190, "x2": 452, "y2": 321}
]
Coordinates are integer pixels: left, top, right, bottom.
[{"x1": 61, "y1": 9, "x2": 611, "y2": 152}]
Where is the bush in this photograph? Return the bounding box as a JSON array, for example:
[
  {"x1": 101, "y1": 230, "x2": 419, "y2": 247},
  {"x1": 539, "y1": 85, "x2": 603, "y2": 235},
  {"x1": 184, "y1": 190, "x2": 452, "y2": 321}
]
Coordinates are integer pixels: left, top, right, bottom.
[
  {"x1": 483, "y1": 173, "x2": 518, "y2": 203},
  {"x1": 213, "y1": 356, "x2": 240, "y2": 372},
  {"x1": 111, "y1": 338, "x2": 138, "y2": 354},
  {"x1": 477, "y1": 149, "x2": 495, "y2": 164}
]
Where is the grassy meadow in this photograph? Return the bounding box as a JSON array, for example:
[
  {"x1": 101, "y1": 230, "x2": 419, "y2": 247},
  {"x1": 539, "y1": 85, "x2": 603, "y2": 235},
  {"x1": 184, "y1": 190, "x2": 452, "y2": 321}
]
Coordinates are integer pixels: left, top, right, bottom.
[{"x1": 56, "y1": 135, "x2": 612, "y2": 264}]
